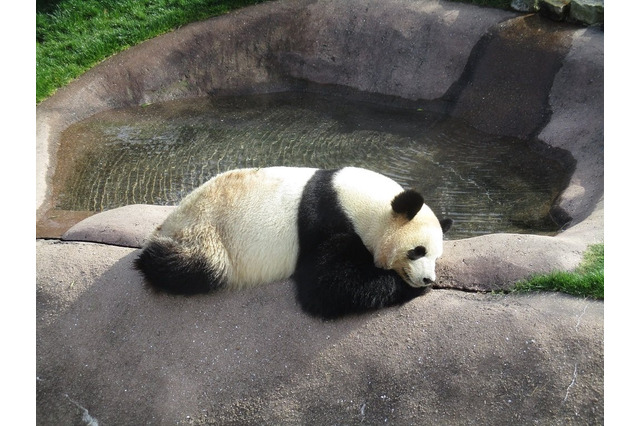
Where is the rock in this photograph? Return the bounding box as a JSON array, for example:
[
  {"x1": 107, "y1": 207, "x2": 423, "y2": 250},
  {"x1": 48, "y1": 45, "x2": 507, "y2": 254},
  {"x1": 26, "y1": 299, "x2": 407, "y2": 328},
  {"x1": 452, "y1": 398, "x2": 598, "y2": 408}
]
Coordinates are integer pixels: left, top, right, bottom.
[
  {"x1": 61, "y1": 204, "x2": 174, "y2": 248},
  {"x1": 512, "y1": 0, "x2": 604, "y2": 26},
  {"x1": 36, "y1": 239, "x2": 604, "y2": 425},
  {"x1": 539, "y1": 0, "x2": 571, "y2": 21},
  {"x1": 511, "y1": 0, "x2": 539, "y2": 12},
  {"x1": 570, "y1": 0, "x2": 604, "y2": 26}
]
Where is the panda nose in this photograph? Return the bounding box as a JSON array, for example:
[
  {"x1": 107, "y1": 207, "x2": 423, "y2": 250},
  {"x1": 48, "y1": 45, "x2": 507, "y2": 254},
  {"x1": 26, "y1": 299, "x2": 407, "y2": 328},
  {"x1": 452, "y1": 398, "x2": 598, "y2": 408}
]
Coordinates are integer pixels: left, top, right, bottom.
[{"x1": 423, "y1": 278, "x2": 433, "y2": 285}]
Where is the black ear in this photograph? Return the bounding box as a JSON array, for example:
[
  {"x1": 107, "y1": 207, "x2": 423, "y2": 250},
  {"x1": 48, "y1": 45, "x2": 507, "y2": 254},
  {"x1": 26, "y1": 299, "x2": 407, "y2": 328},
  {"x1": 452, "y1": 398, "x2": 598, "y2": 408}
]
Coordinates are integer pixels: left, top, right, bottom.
[
  {"x1": 391, "y1": 190, "x2": 424, "y2": 221},
  {"x1": 440, "y1": 218, "x2": 453, "y2": 234}
]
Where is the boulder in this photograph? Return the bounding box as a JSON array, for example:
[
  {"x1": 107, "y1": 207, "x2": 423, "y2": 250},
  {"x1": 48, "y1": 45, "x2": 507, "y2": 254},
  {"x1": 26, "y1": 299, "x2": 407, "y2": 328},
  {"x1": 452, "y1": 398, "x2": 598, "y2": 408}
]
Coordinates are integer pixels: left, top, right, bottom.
[
  {"x1": 62, "y1": 204, "x2": 174, "y2": 248},
  {"x1": 570, "y1": 0, "x2": 604, "y2": 26},
  {"x1": 511, "y1": 0, "x2": 539, "y2": 12}
]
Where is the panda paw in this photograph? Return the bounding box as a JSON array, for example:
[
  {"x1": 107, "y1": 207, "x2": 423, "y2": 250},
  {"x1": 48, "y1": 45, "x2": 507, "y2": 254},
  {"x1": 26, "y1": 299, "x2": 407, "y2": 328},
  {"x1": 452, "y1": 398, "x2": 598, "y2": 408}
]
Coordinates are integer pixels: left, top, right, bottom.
[{"x1": 294, "y1": 233, "x2": 429, "y2": 319}]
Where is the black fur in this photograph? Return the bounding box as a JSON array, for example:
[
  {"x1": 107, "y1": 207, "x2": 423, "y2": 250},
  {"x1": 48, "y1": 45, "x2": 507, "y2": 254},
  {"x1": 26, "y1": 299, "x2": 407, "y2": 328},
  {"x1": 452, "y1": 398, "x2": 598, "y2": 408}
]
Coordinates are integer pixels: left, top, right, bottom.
[
  {"x1": 407, "y1": 246, "x2": 426, "y2": 260},
  {"x1": 294, "y1": 169, "x2": 428, "y2": 319},
  {"x1": 440, "y1": 218, "x2": 453, "y2": 234},
  {"x1": 294, "y1": 233, "x2": 428, "y2": 319},
  {"x1": 134, "y1": 239, "x2": 222, "y2": 295},
  {"x1": 391, "y1": 189, "x2": 424, "y2": 220}
]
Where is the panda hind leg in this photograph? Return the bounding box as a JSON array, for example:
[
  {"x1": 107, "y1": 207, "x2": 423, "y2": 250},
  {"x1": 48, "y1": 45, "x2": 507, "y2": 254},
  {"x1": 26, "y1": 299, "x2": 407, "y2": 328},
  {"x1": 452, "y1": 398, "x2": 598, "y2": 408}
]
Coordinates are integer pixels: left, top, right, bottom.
[{"x1": 134, "y1": 237, "x2": 225, "y2": 295}]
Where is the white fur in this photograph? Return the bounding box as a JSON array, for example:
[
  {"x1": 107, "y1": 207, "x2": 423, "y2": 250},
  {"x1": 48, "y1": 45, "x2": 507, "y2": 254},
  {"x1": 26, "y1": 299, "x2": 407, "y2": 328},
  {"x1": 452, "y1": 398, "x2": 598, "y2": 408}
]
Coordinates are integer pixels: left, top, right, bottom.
[
  {"x1": 334, "y1": 167, "x2": 444, "y2": 287},
  {"x1": 332, "y1": 167, "x2": 402, "y2": 254},
  {"x1": 153, "y1": 167, "x2": 317, "y2": 289},
  {"x1": 390, "y1": 208, "x2": 444, "y2": 287}
]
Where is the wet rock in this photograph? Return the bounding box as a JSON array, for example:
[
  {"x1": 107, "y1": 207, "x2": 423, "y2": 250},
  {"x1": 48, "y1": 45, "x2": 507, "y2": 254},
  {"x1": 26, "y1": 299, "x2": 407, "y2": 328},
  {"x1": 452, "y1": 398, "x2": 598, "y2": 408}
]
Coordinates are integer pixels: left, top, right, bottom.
[
  {"x1": 531, "y1": 0, "x2": 604, "y2": 26},
  {"x1": 511, "y1": 0, "x2": 539, "y2": 12},
  {"x1": 539, "y1": 0, "x2": 572, "y2": 21},
  {"x1": 570, "y1": 0, "x2": 604, "y2": 26}
]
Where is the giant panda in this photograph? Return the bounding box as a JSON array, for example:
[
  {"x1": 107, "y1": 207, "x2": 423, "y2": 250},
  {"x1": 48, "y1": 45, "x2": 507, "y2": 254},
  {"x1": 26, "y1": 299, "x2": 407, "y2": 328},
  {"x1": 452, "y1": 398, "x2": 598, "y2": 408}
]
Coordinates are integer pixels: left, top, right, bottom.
[{"x1": 134, "y1": 167, "x2": 452, "y2": 319}]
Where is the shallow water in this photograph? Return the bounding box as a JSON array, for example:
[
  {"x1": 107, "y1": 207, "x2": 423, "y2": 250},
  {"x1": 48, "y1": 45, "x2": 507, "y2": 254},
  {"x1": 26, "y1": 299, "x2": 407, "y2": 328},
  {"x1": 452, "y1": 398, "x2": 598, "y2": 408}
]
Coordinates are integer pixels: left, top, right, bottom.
[{"x1": 54, "y1": 91, "x2": 571, "y2": 239}]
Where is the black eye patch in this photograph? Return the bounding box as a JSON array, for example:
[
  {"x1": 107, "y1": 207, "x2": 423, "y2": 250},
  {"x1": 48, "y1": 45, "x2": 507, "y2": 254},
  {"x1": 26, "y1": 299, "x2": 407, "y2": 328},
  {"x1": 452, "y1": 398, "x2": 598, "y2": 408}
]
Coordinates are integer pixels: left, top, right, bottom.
[{"x1": 407, "y1": 246, "x2": 426, "y2": 260}]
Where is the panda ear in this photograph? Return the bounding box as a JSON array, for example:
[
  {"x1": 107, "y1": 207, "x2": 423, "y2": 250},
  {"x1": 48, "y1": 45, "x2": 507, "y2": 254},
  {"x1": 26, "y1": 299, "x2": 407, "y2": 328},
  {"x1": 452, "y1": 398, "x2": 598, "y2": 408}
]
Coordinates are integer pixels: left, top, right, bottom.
[
  {"x1": 391, "y1": 190, "x2": 424, "y2": 221},
  {"x1": 440, "y1": 218, "x2": 453, "y2": 234}
]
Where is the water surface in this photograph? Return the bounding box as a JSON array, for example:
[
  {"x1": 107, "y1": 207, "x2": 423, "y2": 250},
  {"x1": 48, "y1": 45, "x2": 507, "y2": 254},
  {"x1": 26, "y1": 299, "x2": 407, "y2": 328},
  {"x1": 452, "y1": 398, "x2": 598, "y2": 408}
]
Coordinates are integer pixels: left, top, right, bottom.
[{"x1": 54, "y1": 92, "x2": 571, "y2": 239}]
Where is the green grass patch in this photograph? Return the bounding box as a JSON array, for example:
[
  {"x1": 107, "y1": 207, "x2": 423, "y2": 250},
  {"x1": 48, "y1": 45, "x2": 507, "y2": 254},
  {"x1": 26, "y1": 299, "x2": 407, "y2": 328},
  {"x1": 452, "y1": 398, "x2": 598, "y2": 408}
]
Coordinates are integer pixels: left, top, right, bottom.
[
  {"x1": 36, "y1": 0, "x2": 269, "y2": 103},
  {"x1": 513, "y1": 244, "x2": 604, "y2": 299},
  {"x1": 36, "y1": 0, "x2": 518, "y2": 104}
]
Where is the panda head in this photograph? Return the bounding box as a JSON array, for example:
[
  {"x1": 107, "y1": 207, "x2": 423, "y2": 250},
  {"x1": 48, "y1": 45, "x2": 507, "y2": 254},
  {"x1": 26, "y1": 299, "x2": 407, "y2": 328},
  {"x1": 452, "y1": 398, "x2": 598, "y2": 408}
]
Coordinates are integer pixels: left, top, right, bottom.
[{"x1": 379, "y1": 189, "x2": 452, "y2": 288}]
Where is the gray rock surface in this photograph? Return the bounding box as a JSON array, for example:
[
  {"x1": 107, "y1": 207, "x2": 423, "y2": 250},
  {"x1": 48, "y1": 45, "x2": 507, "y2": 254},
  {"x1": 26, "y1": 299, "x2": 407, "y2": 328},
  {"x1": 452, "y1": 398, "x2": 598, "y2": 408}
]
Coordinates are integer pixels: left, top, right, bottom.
[
  {"x1": 36, "y1": 1, "x2": 604, "y2": 424},
  {"x1": 36, "y1": 239, "x2": 603, "y2": 425},
  {"x1": 62, "y1": 204, "x2": 174, "y2": 248}
]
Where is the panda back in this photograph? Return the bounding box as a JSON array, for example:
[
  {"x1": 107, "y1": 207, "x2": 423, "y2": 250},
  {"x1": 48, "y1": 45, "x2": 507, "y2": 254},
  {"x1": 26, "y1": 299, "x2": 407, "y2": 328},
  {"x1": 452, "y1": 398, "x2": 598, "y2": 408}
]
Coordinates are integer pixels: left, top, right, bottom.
[
  {"x1": 221, "y1": 167, "x2": 318, "y2": 287},
  {"x1": 297, "y1": 169, "x2": 355, "y2": 254},
  {"x1": 151, "y1": 167, "x2": 318, "y2": 289}
]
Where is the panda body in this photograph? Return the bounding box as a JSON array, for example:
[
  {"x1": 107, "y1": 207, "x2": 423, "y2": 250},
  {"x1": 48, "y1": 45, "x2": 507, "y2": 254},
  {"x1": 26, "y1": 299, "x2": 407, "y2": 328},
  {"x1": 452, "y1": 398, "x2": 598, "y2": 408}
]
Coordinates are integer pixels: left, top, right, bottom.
[{"x1": 135, "y1": 166, "x2": 452, "y2": 318}]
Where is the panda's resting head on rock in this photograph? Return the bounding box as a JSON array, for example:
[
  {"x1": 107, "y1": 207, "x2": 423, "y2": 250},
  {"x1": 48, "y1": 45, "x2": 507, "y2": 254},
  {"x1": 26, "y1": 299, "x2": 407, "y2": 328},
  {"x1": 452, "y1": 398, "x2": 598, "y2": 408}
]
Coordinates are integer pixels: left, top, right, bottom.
[
  {"x1": 382, "y1": 188, "x2": 452, "y2": 287},
  {"x1": 330, "y1": 166, "x2": 452, "y2": 289},
  {"x1": 135, "y1": 166, "x2": 452, "y2": 318}
]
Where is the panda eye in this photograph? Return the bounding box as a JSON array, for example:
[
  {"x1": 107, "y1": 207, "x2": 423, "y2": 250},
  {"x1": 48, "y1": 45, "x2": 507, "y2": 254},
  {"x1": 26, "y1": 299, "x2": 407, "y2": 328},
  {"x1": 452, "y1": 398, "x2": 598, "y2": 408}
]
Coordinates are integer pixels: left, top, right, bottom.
[{"x1": 407, "y1": 246, "x2": 426, "y2": 260}]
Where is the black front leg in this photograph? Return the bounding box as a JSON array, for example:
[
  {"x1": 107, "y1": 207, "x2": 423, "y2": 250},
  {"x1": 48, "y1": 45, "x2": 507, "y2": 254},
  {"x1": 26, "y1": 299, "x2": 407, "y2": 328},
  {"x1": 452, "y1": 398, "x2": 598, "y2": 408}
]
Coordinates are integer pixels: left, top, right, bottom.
[{"x1": 293, "y1": 233, "x2": 429, "y2": 319}]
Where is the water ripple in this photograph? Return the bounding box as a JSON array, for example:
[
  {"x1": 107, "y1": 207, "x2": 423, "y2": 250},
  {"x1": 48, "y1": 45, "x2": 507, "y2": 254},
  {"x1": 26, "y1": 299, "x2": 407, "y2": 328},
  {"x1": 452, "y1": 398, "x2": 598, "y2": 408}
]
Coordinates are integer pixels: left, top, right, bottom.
[{"x1": 53, "y1": 92, "x2": 569, "y2": 238}]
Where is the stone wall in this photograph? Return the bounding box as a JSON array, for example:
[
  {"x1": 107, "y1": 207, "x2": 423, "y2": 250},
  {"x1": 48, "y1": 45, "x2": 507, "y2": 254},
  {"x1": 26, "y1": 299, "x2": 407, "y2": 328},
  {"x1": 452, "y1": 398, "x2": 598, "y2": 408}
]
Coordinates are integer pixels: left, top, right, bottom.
[{"x1": 511, "y1": 0, "x2": 604, "y2": 26}]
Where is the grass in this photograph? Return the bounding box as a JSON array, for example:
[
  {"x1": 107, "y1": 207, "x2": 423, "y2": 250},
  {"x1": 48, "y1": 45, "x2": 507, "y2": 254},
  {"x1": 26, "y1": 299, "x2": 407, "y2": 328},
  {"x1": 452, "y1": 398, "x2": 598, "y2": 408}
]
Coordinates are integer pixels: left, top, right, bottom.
[
  {"x1": 36, "y1": 0, "x2": 269, "y2": 103},
  {"x1": 36, "y1": 0, "x2": 518, "y2": 104},
  {"x1": 513, "y1": 244, "x2": 604, "y2": 299}
]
